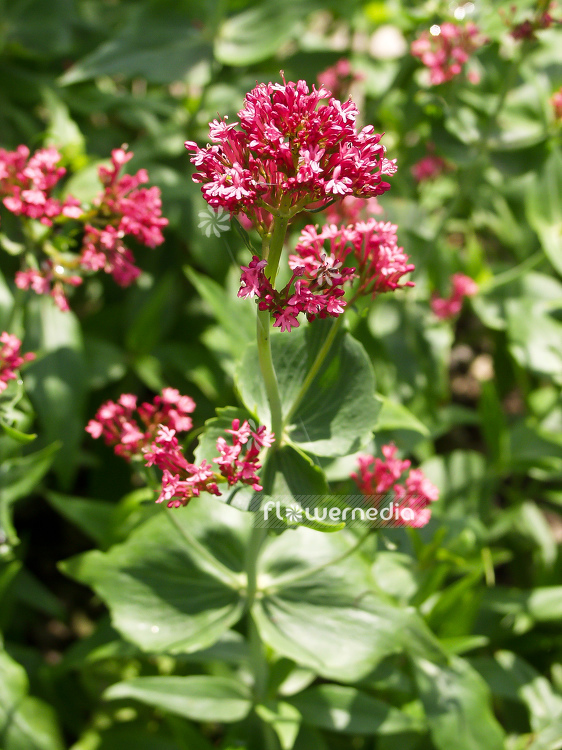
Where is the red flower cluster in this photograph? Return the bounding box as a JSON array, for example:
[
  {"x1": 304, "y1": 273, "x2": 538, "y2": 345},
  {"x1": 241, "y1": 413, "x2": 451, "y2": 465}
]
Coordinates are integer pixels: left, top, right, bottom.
[
  {"x1": 324, "y1": 195, "x2": 382, "y2": 225},
  {"x1": 80, "y1": 148, "x2": 168, "y2": 287},
  {"x1": 85, "y1": 388, "x2": 196, "y2": 461},
  {"x1": 352, "y1": 443, "x2": 439, "y2": 528},
  {"x1": 411, "y1": 153, "x2": 448, "y2": 182},
  {"x1": 0, "y1": 145, "x2": 167, "y2": 311},
  {"x1": 0, "y1": 146, "x2": 82, "y2": 226},
  {"x1": 411, "y1": 22, "x2": 484, "y2": 85},
  {"x1": 317, "y1": 59, "x2": 364, "y2": 101},
  {"x1": 0, "y1": 331, "x2": 35, "y2": 394},
  {"x1": 552, "y1": 88, "x2": 562, "y2": 121},
  {"x1": 86, "y1": 390, "x2": 273, "y2": 507},
  {"x1": 431, "y1": 273, "x2": 478, "y2": 320},
  {"x1": 508, "y1": 5, "x2": 557, "y2": 40},
  {"x1": 185, "y1": 76, "x2": 396, "y2": 233},
  {"x1": 145, "y1": 418, "x2": 274, "y2": 507}
]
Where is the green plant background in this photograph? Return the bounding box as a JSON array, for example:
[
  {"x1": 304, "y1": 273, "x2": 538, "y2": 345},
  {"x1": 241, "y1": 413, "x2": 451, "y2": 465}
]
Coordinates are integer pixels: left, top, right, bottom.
[{"x1": 1, "y1": 0, "x2": 562, "y2": 748}]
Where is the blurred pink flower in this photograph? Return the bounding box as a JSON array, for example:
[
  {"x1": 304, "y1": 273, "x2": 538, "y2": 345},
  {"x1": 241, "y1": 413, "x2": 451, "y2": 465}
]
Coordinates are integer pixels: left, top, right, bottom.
[
  {"x1": 0, "y1": 331, "x2": 35, "y2": 394},
  {"x1": 411, "y1": 22, "x2": 484, "y2": 85},
  {"x1": 431, "y1": 273, "x2": 478, "y2": 320}
]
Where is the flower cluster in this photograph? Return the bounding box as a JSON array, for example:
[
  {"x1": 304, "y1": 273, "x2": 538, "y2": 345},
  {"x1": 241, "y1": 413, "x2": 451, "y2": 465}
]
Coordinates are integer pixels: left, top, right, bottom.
[
  {"x1": 431, "y1": 273, "x2": 478, "y2": 320},
  {"x1": 352, "y1": 443, "x2": 439, "y2": 527},
  {"x1": 411, "y1": 152, "x2": 448, "y2": 182},
  {"x1": 145, "y1": 418, "x2": 274, "y2": 507},
  {"x1": 1, "y1": 145, "x2": 167, "y2": 311},
  {"x1": 86, "y1": 389, "x2": 273, "y2": 507},
  {"x1": 185, "y1": 76, "x2": 396, "y2": 233},
  {"x1": 0, "y1": 146, "x2": 82, "y2": 226},
  {"x1": 508, "y1": 5, "x2": 557, "y2": 40},
  {"x1": 0, "y1": 332, "x2": 35, "y2": 394},
  {"x1": 238, "y1": 220, "x2": 414, "y2": 332},
  {"x1": 324, "y1": 195, "x2": 382, "y2": 225},
  {"x1": 317, "y1": 59, "x2": 364, "y2": 101},
  {"x1": 85, "y1": 388, "x2": 196, "y2": 461},
  {"x1": 410, "y1": 22, "x2": 484, "y2": 85}
]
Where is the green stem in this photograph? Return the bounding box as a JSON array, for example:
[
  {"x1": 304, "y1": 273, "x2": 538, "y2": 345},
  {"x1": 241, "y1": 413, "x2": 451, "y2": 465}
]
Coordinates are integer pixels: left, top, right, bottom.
[
  {"x1": 165, "y1": 508, "x2": 242, "y2": 589},
  {"x1": 244, "y1": 525, "x2": 269, "y2": 700},
  {"x1": 479, "y1": 250, "x2": 543, "y2": 292},
  {"x1": 283, "y1": 316, "x2": 343, "y2": 429},
  {"x1": 263, "y1": 527, "x2": 371, "y2": 594}
]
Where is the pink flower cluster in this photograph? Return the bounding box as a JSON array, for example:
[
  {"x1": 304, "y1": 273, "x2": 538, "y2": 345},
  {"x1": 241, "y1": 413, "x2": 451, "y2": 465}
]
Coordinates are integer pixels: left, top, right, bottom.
[
  {"x1": 411, "y1": 153, "x2": 448, "y2": 182},
  {"x1": 352, "y1": 443, "x2": 439, "y2": 527},
  {"x1": 509, "y1": 5, "x2": 557, "y2": 40},
  {"x1": 86, "y1": 390, "x2": 273, "y2": 507},
  {"x1": 317, "y1": 59, "x2": 364, "y2": 101},
  {"x1": 85, "y1": 388, "x2": 196, "y2": 461},
  {"x1": 80, "y1": 148, "x2": 168, "y2": 287},
  {"x1": 0, "y1": 145, "x2": 167, "y2": 311},
  {"x1": 0, "y1": 331, "x2": 35, "y2": 394},
  {"x1": 410, "y1": 22, "x2": 484, "y2": 85},
  {"x1": 238, "y1": 220, "x2": 414, "y2": 332},
  {"x1": 0, "y1": 146, "x2": 82, "y2": 226},
  {"x1": 431, "y1": 273, "x2": 478, "y2": 320},
  {"x1": 185, "y1": 76, "x2": 396, "y2": 233},
  {"x1": 324, "y1": 195, "x2": 383, "y2": 225},
  {"x1": 145, "y1": 418, "x2": 274, "y2": 507}
]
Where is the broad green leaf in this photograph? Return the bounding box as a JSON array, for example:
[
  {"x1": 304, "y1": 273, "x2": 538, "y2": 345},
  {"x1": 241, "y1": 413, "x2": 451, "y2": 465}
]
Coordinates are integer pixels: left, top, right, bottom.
[
  {"x1": 105, "y1": 676, "x2": 252, "y2": 723},
  {"x1": 412, "y1": 656, "x2": 506, "y2": 750},
  {"x1": 289, "y1": 684, "x2": 425, "y2": 735},
  {"x1": 3, "y1": 0, "x2": 76, "y2": 56},
  {"x1": 125, "y1": 273, "x2": 180, "y2": 356},
  {"x1": 506, "y1": 300, "x2": 562, "y2": 385},
  {"x1": 0, "y1": 419, "x2": 36, "y2": 444},
  {"x1": 528, "y1": 717, "x2": 562, "y2": 750},
  {"x1": 83, "y1": 337, "x2": 127, "y2": 390},
  {"x1": 253, "y1": 527, "x2": 445, "y2": 682},
  {"x1": 184, "y1": 267, "x2": 254, "y2": 356},
  {"x1": 60, "y1": 500, "x2": 250, "y2": 653},
  {"x1": 46, "y1": 492, "x2": 115, "y2": 548},
  {"x1": 24, "y1": 299, "x2": 86, "y2": 486},
  {"x1": 0, "y1": 648, "x2": 64, "y2": 750},
  {"x1": 60, "y1": 4, "x2": 212, "y2": 85},
  {"x1": 237, "y1": 320, "x2": 380, "y2": 457},
  {"x1": 215, "y1": 1, "x2": 310, "y2": 66},
  {"x1": 525, "y1": 147, "x2": 562, "y2": 276}
]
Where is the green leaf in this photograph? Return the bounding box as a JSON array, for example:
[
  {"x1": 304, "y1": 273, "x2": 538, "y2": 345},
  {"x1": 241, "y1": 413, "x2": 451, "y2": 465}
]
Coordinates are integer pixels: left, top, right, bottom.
[
  {"x1": 0, "y1": 648, "x2": 64, "y2": 750},
  {"x1": 252, "y1": 527, "x2": 445, "y2": 682},
  {"x1": 104, "y1": 676, "x2": 252, "y2": 723},
  {"x1": 374, "y1": 396, "x2": 430, "y2": 436},
  {"x1": 255, "y1": 701, "x2": 302, "y2": 750},
  {"x1": 506, "y1": 299, "x2": 562, "y2": 385},
  {"x1": 411, "y1": 656, "x2": 506, "y2": 750},
  {"x1": 0, "y1": 442, "x2": 60, "y2": 546},
  {"x1": 184, "y1": 267, "x2": 254, "y2": 356},
  {"x1": 215, "y1": 0, "x2": 310, "y2": 66},
  {"x1": 237, "y1": 320, "x2": 380, "y2": 457},
  {"x1": 0, "y1": 419, "x2": 36, "y2": 444},
  {"x1": 525, "y1": 147, "x2": 562, "y2": 276},
  {"x1": 83, "y1": 337, "x2": 127, "y2": 390},
  {"x1": 60, "y1": 4, "x2": 212, "y2": 85},
  {"x1": 289, "y1": 684, "x2": 425, "y2": 735},
  {"x1": 60, "y1": 500, "x2": 249, "y2": 654}
]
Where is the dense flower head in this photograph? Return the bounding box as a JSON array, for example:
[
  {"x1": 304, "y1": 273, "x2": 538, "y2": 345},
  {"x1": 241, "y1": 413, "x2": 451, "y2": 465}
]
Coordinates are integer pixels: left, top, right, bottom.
[
  {"x1": 0, "y1": 331, "x2": 35, "y2": 394},
  {"x1": 411, "y1": 22, "x2": 485, "y2": 85},
  {"x1": 0, "y1": 145, "x2": 82, "y2": 226},
  {"x1": 352, "y1": 443, "x2": 439, "y2": 527},
  {"x1": 411, "y1": 152, "x2": 448, "y2": 182},
  {"x1": 185, "y1": 76, "x2": 396, "y2": 232},
  {"x1": 431, "y1": 272, "x2": 478, "y2": 320},
  {"x1": 85, "y1": 388, "x2": 196, "y2": 461}
]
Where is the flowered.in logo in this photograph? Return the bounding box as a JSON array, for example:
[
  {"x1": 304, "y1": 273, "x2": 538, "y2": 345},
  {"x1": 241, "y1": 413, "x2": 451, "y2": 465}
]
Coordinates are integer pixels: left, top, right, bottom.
[{"x1": 197, "y1": 206, "x2": 230, "y2": 237}]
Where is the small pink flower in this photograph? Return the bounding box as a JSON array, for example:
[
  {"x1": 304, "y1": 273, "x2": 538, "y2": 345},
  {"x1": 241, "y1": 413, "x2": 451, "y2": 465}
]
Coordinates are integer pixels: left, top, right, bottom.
[
  {"x1": 431, "y1": 273, "x2": 478, "y2": 320},
  {"x1": 411, "y1": 21, "x2": 485, "y2": 85},
  {"x1": 0, "y1": 331, "x2": 35, "y2": 394}
]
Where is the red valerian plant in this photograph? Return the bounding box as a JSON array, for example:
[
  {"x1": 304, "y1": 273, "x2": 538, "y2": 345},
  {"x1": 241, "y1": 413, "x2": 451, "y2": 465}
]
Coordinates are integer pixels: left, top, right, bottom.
[
  {"x1": 86, "y1": 389, "x2": 274, "y2": 507},
  {"x1": 352, "y1": 444, "x2": 439, "y2": 528},
  {"x1": 431, "y1": 272, "x2": 478, "y2": 320},
  {"x1": 411, "y1": 21, "x2": 485, "y2": 85},
  {"x1": 0, "y1": 331, "x2": 35, "y2": 394},
  {"x1": 0, "y1": 145, "x2": 167, "y2": 311}
]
